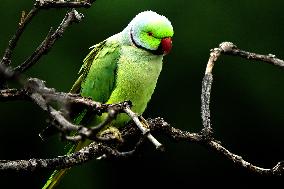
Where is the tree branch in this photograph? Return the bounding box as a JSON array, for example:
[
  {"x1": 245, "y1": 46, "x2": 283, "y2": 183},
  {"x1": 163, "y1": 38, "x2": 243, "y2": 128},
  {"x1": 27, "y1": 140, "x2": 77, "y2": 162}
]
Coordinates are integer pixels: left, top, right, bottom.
[
  {"x1": 13, "y1": 9, "x2": 84, "y2": 74},
  {"x1": 206, "y1": 42, "x2": 284, "y2": 73},
  {"x1": 34, "y1": 0, "x2": 94, "y2": 9},
  {"x1": 24, "y1": 78, "x2": 162, "y2": 148},
  {"x1": 0, "y1": 142, "x2": 133, "y2": 171},
  {"x1": 124, "y1": 107, "x2": 163, "y2": 150},
  {"x1": 207, "y1": 140, "x2": 284, "y2": 176},
  {"x1": 0, "y1": 8, "x2": 39, "y2": 67},
  {"x1": 0, "y1": 0, "x2": 283, "y2": 178},
  {"x1": 0, "y1": 0, "x2": 95, "y2": 67},
  {"x1": 123, "y1": 118, "x2": 284, "y2": 176},
  {"x1": 2, "y1": 116, "x2": 282, "y2": 176},
  {"x1": 0, "y1": 0, "x2": 95, "y2": 89},
  {"x1": 0, "y1": 88, "x2": 27, "y2": 101},
  {"x1": 199, "y1": 41, "x2": 284, "y2": 175}
]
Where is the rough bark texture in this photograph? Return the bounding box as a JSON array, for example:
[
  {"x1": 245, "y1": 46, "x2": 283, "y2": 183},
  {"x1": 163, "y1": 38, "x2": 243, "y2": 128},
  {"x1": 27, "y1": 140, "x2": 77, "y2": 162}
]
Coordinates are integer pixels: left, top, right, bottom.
[{"x1": 0, "y1": 0, "x2": 283, "y2": 178}]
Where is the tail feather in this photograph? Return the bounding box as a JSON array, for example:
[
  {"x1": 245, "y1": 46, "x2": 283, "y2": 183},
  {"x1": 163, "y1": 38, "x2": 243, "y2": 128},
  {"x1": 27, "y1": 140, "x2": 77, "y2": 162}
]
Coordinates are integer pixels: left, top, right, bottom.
[
  {"x1": 42, "y1": 168, "x2": 69, "y2": 189},
  {"x1": 42, "y1": 110, "x2": 89, "y2": 189},
  {"x1": 42, "y1": 140, "x2": 88, "y2": 189}
]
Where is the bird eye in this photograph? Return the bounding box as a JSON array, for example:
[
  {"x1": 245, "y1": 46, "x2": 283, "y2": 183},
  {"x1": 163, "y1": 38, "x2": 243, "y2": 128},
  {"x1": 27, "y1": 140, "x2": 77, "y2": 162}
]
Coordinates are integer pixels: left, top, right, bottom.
[{"x1": 147, "y1": 32, "x2": 153, "y2": 36}]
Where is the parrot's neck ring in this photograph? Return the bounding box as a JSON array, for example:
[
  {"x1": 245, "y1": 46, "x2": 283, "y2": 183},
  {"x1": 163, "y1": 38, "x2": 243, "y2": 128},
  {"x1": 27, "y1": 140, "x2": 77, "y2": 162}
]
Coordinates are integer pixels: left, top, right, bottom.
[{"x1": 130, "y1": 27, "x2": 163, "y2": 55}]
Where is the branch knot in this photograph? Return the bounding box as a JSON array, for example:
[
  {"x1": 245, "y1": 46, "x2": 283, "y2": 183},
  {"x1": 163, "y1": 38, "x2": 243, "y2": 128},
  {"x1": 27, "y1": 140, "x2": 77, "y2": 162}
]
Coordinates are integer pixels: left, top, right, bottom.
[{"x1": 219, "y1": 41, "x2": 237, "y2": 52}]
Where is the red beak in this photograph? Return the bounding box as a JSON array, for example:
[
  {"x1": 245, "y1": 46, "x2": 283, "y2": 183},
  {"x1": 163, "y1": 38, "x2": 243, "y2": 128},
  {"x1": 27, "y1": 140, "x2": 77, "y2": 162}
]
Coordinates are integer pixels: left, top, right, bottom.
[{"x1": 161, "y1": 37, "x2": 172, "y2": 55}]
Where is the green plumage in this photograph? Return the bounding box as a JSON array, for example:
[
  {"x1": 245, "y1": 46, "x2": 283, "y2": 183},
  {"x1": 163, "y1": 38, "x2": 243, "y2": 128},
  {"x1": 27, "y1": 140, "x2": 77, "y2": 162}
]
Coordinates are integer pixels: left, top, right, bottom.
[
  {"x1": 80, "y1": 40, "x2": 119, "y2": 103},
  {"x1": 43, "y1": 10, "x2": 173, "y2": 189}
]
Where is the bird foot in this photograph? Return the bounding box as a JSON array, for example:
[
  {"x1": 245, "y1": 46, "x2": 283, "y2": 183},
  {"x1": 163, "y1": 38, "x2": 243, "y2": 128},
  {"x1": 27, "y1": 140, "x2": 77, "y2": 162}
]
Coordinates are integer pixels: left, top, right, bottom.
[{"x1": 96, "y1": 126, "x2": 124, "y2": 143}]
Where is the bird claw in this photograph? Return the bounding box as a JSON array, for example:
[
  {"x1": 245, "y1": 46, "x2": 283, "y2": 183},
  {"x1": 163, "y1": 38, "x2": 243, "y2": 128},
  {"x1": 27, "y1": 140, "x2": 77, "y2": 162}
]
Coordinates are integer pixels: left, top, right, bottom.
[{"x1": 96, "y1": 126, "x2": 124, "y2": 143}]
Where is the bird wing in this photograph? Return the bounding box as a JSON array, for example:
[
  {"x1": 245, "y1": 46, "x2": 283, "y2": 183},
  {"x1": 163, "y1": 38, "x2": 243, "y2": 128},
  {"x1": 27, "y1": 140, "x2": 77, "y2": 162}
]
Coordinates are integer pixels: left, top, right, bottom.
[
  {"x1": 42, "y1": 40, "x2": 121, "y2": 189},
  {"x1": 70, "y1": 40, "x2": 120, "y2": 103}
]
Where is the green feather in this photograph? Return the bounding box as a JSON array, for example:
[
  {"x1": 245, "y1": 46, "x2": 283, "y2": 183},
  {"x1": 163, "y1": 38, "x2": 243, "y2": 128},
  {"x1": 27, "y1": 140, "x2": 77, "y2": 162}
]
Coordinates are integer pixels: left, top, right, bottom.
[
  {"x1": 42, "y1": 10, "x2": 174, "y2": 189},
  {"x1": 42, "y1": 39, "x2": 121, "y2": 189},
  {"x1": 80, "y1": 40, "x2": 120, "y2": 103}
]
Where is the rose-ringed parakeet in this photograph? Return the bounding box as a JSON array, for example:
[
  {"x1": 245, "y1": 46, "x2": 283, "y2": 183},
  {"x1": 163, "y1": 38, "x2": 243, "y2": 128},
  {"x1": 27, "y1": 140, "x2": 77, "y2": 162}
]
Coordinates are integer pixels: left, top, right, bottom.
[{"x1": 42, "y1": 10, "x2": 174, "y2": 189}]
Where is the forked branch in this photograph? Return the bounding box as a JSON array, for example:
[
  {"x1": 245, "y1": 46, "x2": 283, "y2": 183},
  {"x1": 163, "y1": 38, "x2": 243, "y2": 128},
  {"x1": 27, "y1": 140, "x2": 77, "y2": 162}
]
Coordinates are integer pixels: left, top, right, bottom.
[{"x1": 0, "y1": 0, "x2": 283, "y2": 177}]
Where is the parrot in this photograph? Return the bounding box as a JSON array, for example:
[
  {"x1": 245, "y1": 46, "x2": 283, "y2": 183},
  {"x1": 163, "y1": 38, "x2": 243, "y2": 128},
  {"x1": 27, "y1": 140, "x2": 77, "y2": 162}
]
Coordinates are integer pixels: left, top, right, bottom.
[{"x1": 42, "y1": 10, "x2": 174, "y2": 189}]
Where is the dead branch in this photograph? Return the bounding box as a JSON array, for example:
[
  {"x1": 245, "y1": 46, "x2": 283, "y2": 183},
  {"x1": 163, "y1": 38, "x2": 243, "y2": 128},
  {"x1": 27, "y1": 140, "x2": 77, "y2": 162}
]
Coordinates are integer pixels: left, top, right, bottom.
[
  {"x1": 200, "y1": 41, "x2": 284, "y2": 175},
  {"x1": 0, "y1": 0, "x2": 283, "y2": 179},
  {"x1": 34, "y1": 0, "x2": 94, "y2": 9},
  {"x1": 0, "y1": 142, "x2": 133, "y2": 171},
  {"x1": 0, "y1": 88, "x2": 27, "y2": 101},
  {"x1": 0, "y1": 7, "x2": 39, "y2": 67},
  {"x1": 13, "y1": 9, "x2": 84, "y2": 75}
]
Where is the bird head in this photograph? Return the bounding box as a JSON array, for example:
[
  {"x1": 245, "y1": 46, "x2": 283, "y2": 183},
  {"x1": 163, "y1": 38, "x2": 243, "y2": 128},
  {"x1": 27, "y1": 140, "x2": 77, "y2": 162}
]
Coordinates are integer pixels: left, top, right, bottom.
[{"x1": 127, "y1": 11, "x2": 174, "y2": 55}]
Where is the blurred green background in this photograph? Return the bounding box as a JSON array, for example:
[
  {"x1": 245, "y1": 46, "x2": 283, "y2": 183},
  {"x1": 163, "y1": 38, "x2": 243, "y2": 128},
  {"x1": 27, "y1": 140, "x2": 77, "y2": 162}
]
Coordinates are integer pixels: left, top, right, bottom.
[{"x1": 0, "y1": 0, "x2": 283, "y2": 188}]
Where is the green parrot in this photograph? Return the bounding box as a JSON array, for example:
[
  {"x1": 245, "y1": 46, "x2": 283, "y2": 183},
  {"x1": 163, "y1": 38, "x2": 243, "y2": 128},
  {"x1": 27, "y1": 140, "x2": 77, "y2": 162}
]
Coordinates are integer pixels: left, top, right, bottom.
[{"x1": 42, "y1": 10, "x2": 174, "y2": 189}]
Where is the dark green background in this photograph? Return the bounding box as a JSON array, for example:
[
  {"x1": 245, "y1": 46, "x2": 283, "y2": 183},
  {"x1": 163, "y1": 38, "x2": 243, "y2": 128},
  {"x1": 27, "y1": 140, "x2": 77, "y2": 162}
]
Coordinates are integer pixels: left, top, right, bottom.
[{"x1": 0, "y1": 0, "x2": 283, "y2": 188}]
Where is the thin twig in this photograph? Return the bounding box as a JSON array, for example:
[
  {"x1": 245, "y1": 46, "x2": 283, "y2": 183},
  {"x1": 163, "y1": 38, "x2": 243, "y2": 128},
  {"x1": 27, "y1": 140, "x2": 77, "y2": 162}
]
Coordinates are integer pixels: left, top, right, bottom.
[
  {"x1": 139, "y1": 118, "x2": 284, "y2": 176},
  {"x1": 0, "y1": 142, "x2": 132, "y2": 171},
  {"x1": 0, "y1": 8, "x2": 39, "y2": 67},
  {"x1": 13, "y1": 9, "x2": 84, "y2": 74},
  {"x1": 224, "y1": 47, "x2": 284, "y2": 69},
  {"x1": 22, "y1": 78, "x2": 163, "y2": 148},
  {"x1": 1, "y1": 0, "x2": 95, "y2": 68},
  {"x1": 34, "y1": 0, "x2": 94, "y2": 9},
  {"x1": 0, "y1": 88, "x2": 27, "y2": 101},
  {"x1": 0, "y1": 64, "x2": 18, "y2": 89},
  {"x1": 124, "y1": 107, "x2": 163, "y2": 150},
  {"x1": 25, "y1": 78, "x2": 83, "y2": 133},
  {"x1": 123, "y1": 117, "x2": 203, "y2": 142},
  {"x1": 199, "y1": 41, "x2": 284, "y2": 175},
  {"x1": 1, "y1": 3, "x2": 283, "y2": 177},
  {"x1": 1, "y1": 72, "x2": 283, "y2": 176},
  {"x1": 207, "y1": 140, "x2": 284, "y2": 176},
  {"x1": 206, "y1": 41, "x2": 284, "y2": 74},
  {"x1": 1, "y1": 117, "x2": 282, "y2": 175}
]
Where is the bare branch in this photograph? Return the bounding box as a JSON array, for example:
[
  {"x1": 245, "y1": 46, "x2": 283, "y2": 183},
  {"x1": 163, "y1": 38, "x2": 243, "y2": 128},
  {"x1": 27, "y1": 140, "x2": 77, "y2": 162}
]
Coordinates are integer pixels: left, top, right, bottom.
[
  {"x1": 207, "y1": 140, "x2": 284, "y2": 176},
  {"x1": 223, "y1": 50, "x2": 284, "y2": 69},
  {"x1": 0, "y1": 0, "x2": 282, "y2": 178},
  {"x1": 206, "y1": 42, "x2": 284, "y2": 74},
  {"x1": 13, "y1": 9, "x2": 84, "y2": 74},
  {"x1": 1, "y1": 68, "x2": 282, "y2": 176},
  {"x1": 22, "y1": 78, "x2": 163, "y2": 147},
  {"x1": 124, "y1": 107, "x2": 163, "y2": 150},
  {"x1": 199, "y1": 41, "x2": 284, "y2": 176},
  {"x1": 0, "y1": 0, "x2": 95, "y2": 89},
  {"x1": 0, "y1": 8, "x2": 39, "y2": 67},
  {"x1": 200, "y1": 73, "x2": 213, "y2": 138},
  {"x1": 24, "y1": 78, "x2": 86, "y2": 134},
  {"x1": 0, "y1": 88, "x2": 27, "y2": 101},
  {"x1": 0, "y1": 1, "x2": 95, "y2": 67},
  {"x1": 34, "y1": 0, "x2": 94, "y2": 9},
  {"x1": 0, "y1": 142, "x2": 132, "y2": 171},
  {"x1": 122, "y1": 118, "x2": 203, "y2": 143},
  {"x1": 1, "y1": 116, "x2": 282, "y2": 175},
  {"x1": 141, "y1": 118, "x2": 284, "y2": 176},
  {"x1": 0, "y1": 64, "x2": 15, "y2": 82}
]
